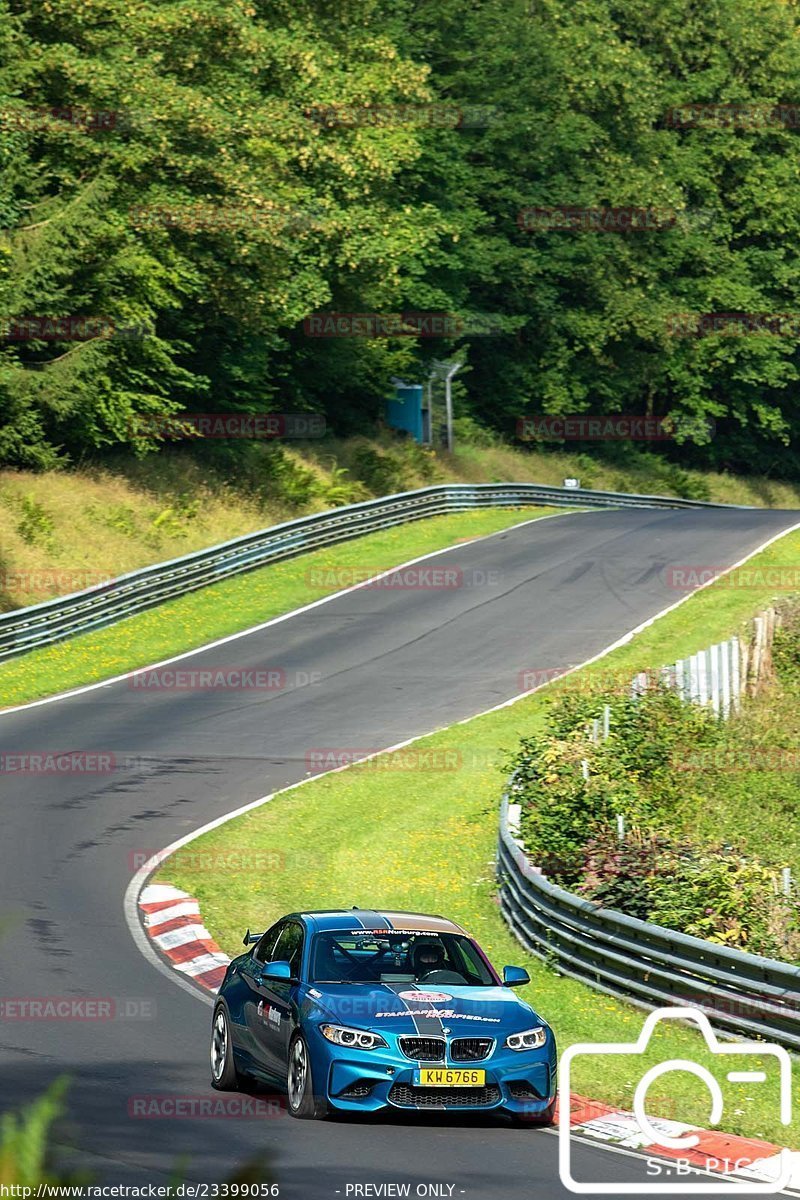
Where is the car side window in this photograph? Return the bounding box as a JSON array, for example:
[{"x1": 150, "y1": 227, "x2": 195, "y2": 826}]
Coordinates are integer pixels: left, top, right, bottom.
[
  {"x1": 452, "y1": 938, "x2": 493, "y2": 985},
  {"x1": 253, "y1": 922, "x2": 283, "y2": 964},
  {"x1": 271, "y1": 921, "x2": 304, "y2": 978}
]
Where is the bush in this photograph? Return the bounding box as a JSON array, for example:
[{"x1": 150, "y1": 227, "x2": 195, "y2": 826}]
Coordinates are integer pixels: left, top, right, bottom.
[
  {"x1": 573, "y1": 453, "x2": 598, "y2": 487},
  {"x1": 773, "y1": 613, "x2": 800, "y2": 685},
  {"x1": 507, "y1": 679, "x2": 800, "y2": 960},
  {"x1": 507, "y1": 722, "x2": 645, "y2": 885},
  {"x1": 0, "y1": 1079, "x2": 75, "y2": 1187},
  {"x1": 508, "y1": 687, "x2": 721, "y2": 884},
  {"x1": 345, "y1": 436, "x2": 443, "y2": 495},
  {"x1": 578, "y1": 826, "x2": 800, "y2": 957},
  {"x1": 13, "y1": 495, "x2": 55, "y2": 547},
  {"x1": 148, "y1": 493, "x2": 200, "y2": 542},
  {"x1": 508, "y1": 730, "x2": 607, "y2": 883},
  {"x1": 451, "y1": 416, "x2": 502, "y2": 449},
  {"x1": 661, "y1": 465, "x2": 711, "y2": 502},
  {"x1": 317, "y1": 465, "x2": 370, "y2": 507},
  {"x1": 401, "y1": 441, "x2": 443, "y2": 483},
  {"x1": 350, "y1": 444, "x2": 412, "y2": 494},
  {"x1": 191, "y1": 442, "x2": 320, "y2": 509},
  {"x1": 646, "y1": 849, "x2": 800, "y2": 957},
  {"x1": 579, "y1": 827, "x2": 678, "y2": 920}
]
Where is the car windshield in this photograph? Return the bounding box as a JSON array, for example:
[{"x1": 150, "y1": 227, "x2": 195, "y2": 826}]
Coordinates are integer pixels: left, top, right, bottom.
[{"x1": 310, "y1": 929, "x2": 497, "y2": 986}]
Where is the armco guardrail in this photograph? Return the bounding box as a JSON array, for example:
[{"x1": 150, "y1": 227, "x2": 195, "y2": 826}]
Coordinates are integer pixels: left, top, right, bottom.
[
  {"x1": 0, "y1": 482, "x2": 747, "y2": 663},
  {"x1": 498, "y1": 792, "x2": 800, "y2": 1050}
]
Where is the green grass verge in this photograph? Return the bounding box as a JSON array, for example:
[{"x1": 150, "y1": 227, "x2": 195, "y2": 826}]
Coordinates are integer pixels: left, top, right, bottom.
[
  {"x1": 0, "y1": 507, "x2": 565, "y2": 708},
  {"x1": 162, "y1": 522, "x2": 800, "y2": 1148}
]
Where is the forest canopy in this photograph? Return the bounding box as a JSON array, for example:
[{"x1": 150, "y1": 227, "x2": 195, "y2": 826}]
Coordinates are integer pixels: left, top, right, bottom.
[{"x1": 2, "y1": 0, "x2": 800, "y2": 475}]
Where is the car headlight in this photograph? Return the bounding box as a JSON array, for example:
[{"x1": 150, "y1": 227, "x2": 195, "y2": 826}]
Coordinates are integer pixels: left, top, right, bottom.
[
  {"x1": 319, "y1": 1023, "x2": 387, "y2": 1050},
  {"x1": 505, "y1": 1026, "x2": 547, "y2": 1051}
]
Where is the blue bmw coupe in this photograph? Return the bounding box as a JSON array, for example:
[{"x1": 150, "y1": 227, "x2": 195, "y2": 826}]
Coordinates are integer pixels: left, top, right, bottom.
[{"x1": 210, "y1": 907, "x2": 556, "y2": 1123}]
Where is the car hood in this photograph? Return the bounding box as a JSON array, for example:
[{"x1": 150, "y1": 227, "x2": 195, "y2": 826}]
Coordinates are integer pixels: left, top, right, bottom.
[{"x1": 301, "y1": 982, "x2": 543, "y2": 1035}]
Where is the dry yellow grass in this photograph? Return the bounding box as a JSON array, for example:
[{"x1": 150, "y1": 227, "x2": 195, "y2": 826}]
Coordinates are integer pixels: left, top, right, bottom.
[
  {"x1": 317, "y1": 434, "x2": 800, "y2": 507},
  {"x1": 0, "y1": 462, "x2": 266, "y2": 609},
  {"x1": 447, "y1": 444, "x2": 800, "y2": 507}
]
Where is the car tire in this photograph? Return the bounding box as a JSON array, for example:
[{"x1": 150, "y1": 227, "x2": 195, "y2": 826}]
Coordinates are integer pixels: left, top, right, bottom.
[
  {"x1": 286, "y1": 1033, "x2": 329, "y2": 1119},
  {"x1": 508, "y1": 1097, "x2": 556, "y2": 1127},
  {"x1": 210, "y1": 1003, "x2": 242, "y2": 1091}
]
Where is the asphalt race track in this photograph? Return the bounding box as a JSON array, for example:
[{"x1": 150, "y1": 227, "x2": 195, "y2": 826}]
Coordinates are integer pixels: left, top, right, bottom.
[{"x1": 2, "y1": 505, "x2": 796, "y2": 1199}]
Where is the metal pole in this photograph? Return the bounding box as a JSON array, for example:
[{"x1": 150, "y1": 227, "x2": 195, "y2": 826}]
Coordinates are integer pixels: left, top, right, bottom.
[{"x1": 444, "y1": 362, "x2": 461, "y2": 453}]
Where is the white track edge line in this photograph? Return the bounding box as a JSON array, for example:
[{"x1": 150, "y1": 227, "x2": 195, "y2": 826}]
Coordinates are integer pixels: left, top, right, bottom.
[
  {"x1": 1, "y1": 508, "x2": 579, "y2": 716},
  {"x1": 123, "y1": 515, "x2": 800, "y2": 1008}
]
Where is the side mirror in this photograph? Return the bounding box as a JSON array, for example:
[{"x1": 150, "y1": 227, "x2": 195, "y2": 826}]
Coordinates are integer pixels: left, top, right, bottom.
[
  {"x1": 503, "y1": 965, "x2": 530, "y2": 987},
  {"x1": 260, "y1": 959, "x2": 292, "y2": 982}
]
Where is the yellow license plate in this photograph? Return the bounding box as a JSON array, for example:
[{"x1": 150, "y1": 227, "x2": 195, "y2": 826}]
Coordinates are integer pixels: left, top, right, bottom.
[{"x1": 417, "y1": 1068, "x2": 485, "y2": 1087}]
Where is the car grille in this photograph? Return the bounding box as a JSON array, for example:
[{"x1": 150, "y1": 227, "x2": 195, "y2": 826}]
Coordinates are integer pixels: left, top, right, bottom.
[
  {"x1": 390, "y1": 1084, "x2": 501, "y2": 1109},
  {"x1": 398, "y1": 1036, "x2": 445, "y2": 1062},
  {"x1": 450, "y1": 1037, "x2": 493, "y2": 1062}
]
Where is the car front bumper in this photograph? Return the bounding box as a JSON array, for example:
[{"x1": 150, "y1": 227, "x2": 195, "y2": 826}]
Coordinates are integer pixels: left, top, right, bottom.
[{"x1": 306, "y1": 1025, "x2": 556, "y2": 1115}]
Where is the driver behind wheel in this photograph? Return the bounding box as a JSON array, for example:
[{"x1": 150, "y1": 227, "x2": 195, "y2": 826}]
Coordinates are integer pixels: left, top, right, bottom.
[{"x1": 411, "y1": 940, "x2": 446, "y2": 979}]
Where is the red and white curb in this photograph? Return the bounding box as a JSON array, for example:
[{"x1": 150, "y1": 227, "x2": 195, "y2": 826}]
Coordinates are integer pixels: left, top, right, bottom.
[
  {"x1": 562, "y1": 1094, "x2": 799, "y2": 1189},
  {"x1": 139, "y1": 884, "x2": 231, "y2": 992},
  {"x1": 139, "y1": 887, "x2": 798, "y2": 1186}
]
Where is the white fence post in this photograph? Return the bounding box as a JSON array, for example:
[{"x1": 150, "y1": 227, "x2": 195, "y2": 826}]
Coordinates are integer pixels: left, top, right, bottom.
[
  {"x1": 752, "y1": 614, "x2": 765, "y2": 696},
  {"x1": 629, "y1": 611, "x2": 771, "y2": 723},
  {"x1": 697, "y1": 650, "x2": 709, "y2": 707},
  {"x1": 731, "y1": 636, "x2": 741, "y2": 713},
  {"x1": 631, "y1": 671, "x2": 648, "y2": 699},
  {"x1": 673, "y1": 659, "x2": 684, "y2": 699},
  {"x1": 507, "y1": 803, "x2": 523, "y2": 845},
  {"x1": 720, "y1": 639, "x2": 731, "y2": 717},
  {"x1": 709, "y1": 643, "x2": 721, "y2": 716}
]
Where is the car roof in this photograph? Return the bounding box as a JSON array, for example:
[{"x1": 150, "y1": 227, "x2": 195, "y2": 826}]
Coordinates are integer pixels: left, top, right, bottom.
[{"x1": 290, "y1": 908, "x2": 470, "y2": 936}]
